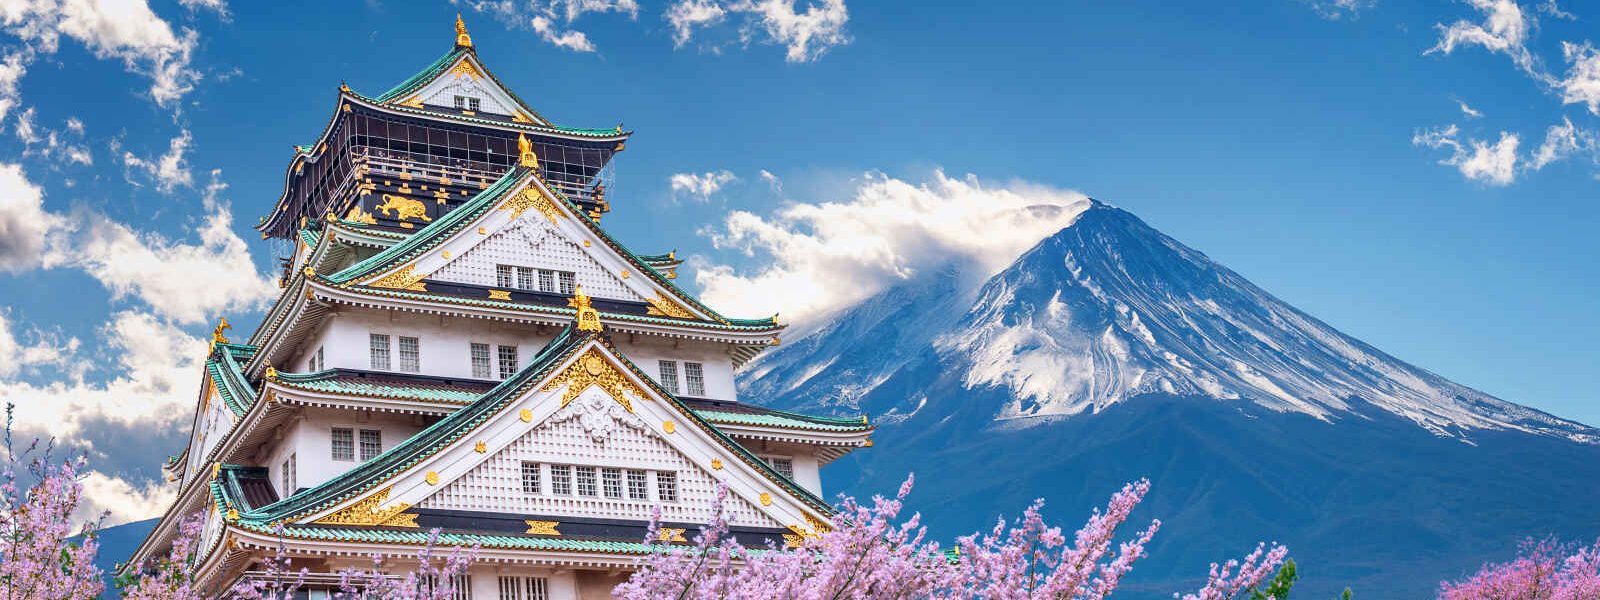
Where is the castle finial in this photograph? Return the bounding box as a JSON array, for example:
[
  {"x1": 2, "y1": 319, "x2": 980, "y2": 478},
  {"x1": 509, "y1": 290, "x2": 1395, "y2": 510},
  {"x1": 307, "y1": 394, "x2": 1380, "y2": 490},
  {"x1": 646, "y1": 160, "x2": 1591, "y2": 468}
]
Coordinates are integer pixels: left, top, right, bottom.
[
  {"x1": 567, "y1": 286, "x2": 603, "y2": 332},
  {"x1": 518, "y1": 133, "x2": 538, "y2": 168},
  {"x1": 210, "y1": 317, "x2": 231, "y2": 350},
  {"x1": 455, "y1": 13, "x2": 473, "y2": 48}
]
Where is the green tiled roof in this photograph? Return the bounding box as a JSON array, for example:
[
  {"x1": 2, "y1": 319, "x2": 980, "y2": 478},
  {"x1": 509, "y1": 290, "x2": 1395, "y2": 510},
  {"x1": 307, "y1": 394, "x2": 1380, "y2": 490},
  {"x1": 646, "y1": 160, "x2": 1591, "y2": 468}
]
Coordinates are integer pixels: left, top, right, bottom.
[
  {"x1": 373, "y1": 47, "x2": 470, "y2": 105},
  {"x1": 241, "y1": 326, "x2": 587, "y2": 523},
  {"x1": 242, "y1": 327, "x2": 834, "y2": 526},
  {"x1": 208, "y1": 343, "x2": 259, "y2": 418},
  {"x1": 276, "y1": 371, "x2": 481, "y2": 404},
  {"x1": 324, "y1": 168, "x2": 523, "y2": 286},
  {"x1": 694, "y1": 410, "x2": 870, "y2": 432},
  {"x1": 319, "y1": 168, "x2": 778, "y2": 331}
]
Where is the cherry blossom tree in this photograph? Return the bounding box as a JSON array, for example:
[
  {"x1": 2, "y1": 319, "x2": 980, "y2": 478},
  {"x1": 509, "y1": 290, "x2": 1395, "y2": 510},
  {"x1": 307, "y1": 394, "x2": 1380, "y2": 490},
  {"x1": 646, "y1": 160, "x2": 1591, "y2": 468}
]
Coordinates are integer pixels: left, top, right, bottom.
[
  {"x1": 1437, "y1": 538, "x2": 1600, "y2": 599},
  {"x1": 119, "y1": 513, "x2": 206, "y2": 600},
  {"x1": 0, "y1": 407, "x2": 103, "y2": 600},
  {"x1": 335, "y1": 530, "x2": 479, "y2": 600},
  {"x1": 614, "y1": 476, "x2": 1290, "y2": 600}
]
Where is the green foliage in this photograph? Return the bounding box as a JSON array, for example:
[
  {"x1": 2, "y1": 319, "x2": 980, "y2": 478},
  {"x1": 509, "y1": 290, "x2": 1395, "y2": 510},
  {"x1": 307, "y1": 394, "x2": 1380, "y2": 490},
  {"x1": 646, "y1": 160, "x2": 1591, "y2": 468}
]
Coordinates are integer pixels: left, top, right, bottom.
[{"x1": 1249, "y1": 559, "x2": 1297, "y2": 600}]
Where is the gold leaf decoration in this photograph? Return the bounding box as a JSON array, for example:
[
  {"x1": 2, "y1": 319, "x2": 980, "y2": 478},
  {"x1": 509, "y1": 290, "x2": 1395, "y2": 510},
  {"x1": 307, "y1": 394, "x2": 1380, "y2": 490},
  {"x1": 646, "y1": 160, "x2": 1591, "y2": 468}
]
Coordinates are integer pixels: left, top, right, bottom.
[
  {"x1": 760, "y1": 492, "x2": 772, "y2": 506},
  {"x1": 645, "y1": 292, "x2": 695, "y2": 319},
  {"x1": 499, "y1": 187, "x2": 559, "y2": 224},
  {"x1": 567, "y1": 288, "x2": 602, "y2": 332},
  {"x1": 449, "y1": 60, "x2": 480, "y2": 80},
  {"x1": 524, "y1": 520, "x2": 561, "y2": 536},
  {"x1": 488, "y1": 289, "x2": 512, "y2": 301},
  {"x1": 369, "y1": 264, "x2": 429, "y2": 292},
  {"x1": 540, "y1": 349, "x2": 643, "y2": 412},
  {"x1": 400, "y1": 95, "x2": 423, "y2": 109},
  {"x1": 311, "y1": 486, "x2": 419, "y2": 528},
  {"x1": 345, "y1": 205, "x2": 377, "y2": 225},
  {"x1": 658, "y1": 527, "x2": 687, "y2": 543}
]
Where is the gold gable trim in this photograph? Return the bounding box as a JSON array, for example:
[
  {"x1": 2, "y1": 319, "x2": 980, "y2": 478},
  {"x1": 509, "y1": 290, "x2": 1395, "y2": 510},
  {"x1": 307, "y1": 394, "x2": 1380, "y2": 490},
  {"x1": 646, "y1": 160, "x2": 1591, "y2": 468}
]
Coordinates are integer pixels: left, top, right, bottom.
[
  {"x1": 645, "y1": 292, "x2": 695, "y2": 319},
  {"x1": 499, "y1": 187, "x2": 559, "y2": 224},
  {"x1": 540, "y1": 348, "x2": 644, "y2": 412},
  {"x1": 369, "y1": 264, "x2": 429, "y2": 291},
  {"x1": 311, "y1": 486, "x2": 419, "y2": 528}
]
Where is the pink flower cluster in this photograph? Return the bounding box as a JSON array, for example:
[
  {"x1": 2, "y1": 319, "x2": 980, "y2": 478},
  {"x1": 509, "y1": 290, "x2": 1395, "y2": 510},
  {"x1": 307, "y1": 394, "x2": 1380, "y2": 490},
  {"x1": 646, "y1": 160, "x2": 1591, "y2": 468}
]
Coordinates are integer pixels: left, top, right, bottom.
[
  {"x1": 1438, "y1": 538, "x2": 1600, "y2": 600},
  {"x1": 614, "y1": 476, "x2": 1289, "y2": 600},
  {"x1": 0, "y1": 448, "x2": 102, "y2": 600}
]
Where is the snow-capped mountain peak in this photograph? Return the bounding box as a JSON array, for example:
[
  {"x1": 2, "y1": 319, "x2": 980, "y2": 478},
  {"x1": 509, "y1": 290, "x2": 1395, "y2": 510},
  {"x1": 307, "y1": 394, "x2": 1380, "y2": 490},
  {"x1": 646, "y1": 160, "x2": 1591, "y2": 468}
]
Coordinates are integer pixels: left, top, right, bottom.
[{"x1": 745, "y1": 201, "x2": 1597, "y2": 443}]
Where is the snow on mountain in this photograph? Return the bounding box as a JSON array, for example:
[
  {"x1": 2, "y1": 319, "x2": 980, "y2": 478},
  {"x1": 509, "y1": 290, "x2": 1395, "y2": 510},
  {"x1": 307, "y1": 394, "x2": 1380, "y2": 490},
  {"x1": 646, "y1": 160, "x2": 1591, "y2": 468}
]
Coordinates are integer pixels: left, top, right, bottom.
[{"x1": 745, "y1": 200, "x2": 1597, "y2": 444}]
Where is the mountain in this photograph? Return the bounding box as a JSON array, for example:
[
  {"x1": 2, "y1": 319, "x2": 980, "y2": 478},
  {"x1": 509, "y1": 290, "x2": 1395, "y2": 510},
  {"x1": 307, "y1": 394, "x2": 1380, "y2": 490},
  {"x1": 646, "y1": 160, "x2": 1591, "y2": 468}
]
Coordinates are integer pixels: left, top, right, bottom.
[
  {"x1": 742, "y1": 201, "x2": 1600, "y2": 598},
  {"x1": 85, "y1": 517, "x2": 157, "y2": 599}
]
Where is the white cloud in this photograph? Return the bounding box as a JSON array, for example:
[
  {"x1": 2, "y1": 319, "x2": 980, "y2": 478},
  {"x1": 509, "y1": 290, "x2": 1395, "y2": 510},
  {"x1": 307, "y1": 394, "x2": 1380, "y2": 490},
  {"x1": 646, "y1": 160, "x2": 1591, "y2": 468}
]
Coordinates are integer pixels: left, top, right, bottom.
[
  {"x1": 16, "y1": 109, "x2": 92, "y2": 166},
  {"x1": 0, "y1": 163, "x2": 58, "y2": 273},
  {"x1": 1426, "y1": 0, "x2": 1542, "y2": 78},
  {"x1": 666, "y1": 0, "x2": 726, "y2": 46},
  {"x1": 121, "y1": 128, "x2": 192, "y2": 192},
  {"x1": 693, "y1": 170, "x2": 1090, "y2": 325},
  {"x1": 63, "y1": 116, "x2": 82, "y2": 134},
  {"x1": 466, "y1": 0, "x2": 639, "y2": 53},
  {"x1": 1528, "y1": 116, "x2": 1595, "y2": 169},
  {"x1": 53, "y1": 176, "x2": 276, "y2": 326},
  {"x1": 1412, "y1": 124, "x2": 1521, "y2": 185},
  {"x1": 669, "y1": 169, "x2": 737, "y2": 201},
  {"x1": 1559, "y1": 41, "x2": 1600, "y2": 115},
  {"x1": 1538, "y1": 0, "x2": 1575, "y2": 20},
  {"x1": 0, "y1": 50, "x2": 27, "y2": 125},
  {"x1": 177, "y1": 0, "x2": 228, "y2": 19},
  {"x1": 759, "y1": 168, "x2": 782, "y2": 192},
  {"x1": 1304, "y1": 0, "x2": 1375, "y2": 20},
  {"x1": 0, "y1": 0, "x2": 202, "y2": 108},
  {"x1": 11, "y1": 105, "x2": 35, "y2": 143},
  {"x1": 1412, "y1": 120, "x2": 1594, "y2": 184},
  {"x1": 0, "y1": 310, "x2": 202, "y2": 441},
  {"x1": 734, "y1": 0, "x2": 849, "y2": 62},
  {"x1": 78, "y1": 470, "x2": 174, "y2": 527},
  {"x1": 0, "y1": 311, "x2": 79, "y2": 378},
  {"x1": 1457, "y1": 99, "x2": 1484, "y2": 118},
  {"x1": 529, "y1": 14, "x2": 595, "y2": 52}
]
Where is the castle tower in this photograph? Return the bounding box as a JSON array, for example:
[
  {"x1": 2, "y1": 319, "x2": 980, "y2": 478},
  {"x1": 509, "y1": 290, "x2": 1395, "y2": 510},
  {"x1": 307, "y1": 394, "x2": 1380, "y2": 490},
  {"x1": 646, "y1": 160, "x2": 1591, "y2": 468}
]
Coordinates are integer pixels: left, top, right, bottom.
[{"x1": 124, "y1": 18, "x2": 872, "y2": 598}]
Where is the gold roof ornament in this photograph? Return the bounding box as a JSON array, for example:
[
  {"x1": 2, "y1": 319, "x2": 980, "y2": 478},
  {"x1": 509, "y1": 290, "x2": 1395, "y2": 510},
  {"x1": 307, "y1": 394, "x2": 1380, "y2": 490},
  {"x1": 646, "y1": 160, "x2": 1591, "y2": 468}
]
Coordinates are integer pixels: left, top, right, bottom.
[
  {"x1": 210, "y1": 317, "x2": 231, "y2": 350},
  {"x1": 518, "y1": 133, "x2": 538, "y2": 168},
  {"x1": 455, "y1": 13, "x2": 473, "y2": 48},
  {"x1": 568, "y1": 286, "x2": 603, "y2": 332}
]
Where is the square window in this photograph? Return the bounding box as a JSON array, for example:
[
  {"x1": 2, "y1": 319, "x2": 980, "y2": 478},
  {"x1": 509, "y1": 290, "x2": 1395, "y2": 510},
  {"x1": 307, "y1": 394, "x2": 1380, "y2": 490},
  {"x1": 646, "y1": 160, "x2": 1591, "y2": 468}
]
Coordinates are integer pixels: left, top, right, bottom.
[
  {"x1": 496, "y1": 264, "x2": 514, "y2": 288},
  {"x1": 538, "y1": 269, "x2": 555, "y2": 293},
  {"x1": 398, "y1": 336, "x2": 420, "y2": 373},
  {"x1": 470, "y1": 343, "x2": 491, "y2": 378},
  {"x1": 656, "y1": 471, "x2": 678, "y2": 503},
  {"x1": 331, "y1": 428, "x2": 354, "y2": 461},
  {"x1": 549, "y1": 465, "x2": 572, "y2": 495},
  {"x1": 521, "y1": 462, "x2": 541, "y2": 495},
  {"x1": 558, "y1": 272, "x2": 575, "y2": 295},
  {"x1": 657, "y1": 360, "x2": 679, "y2": 394},
  {"x1": 767, "y1": 456, "x2": 794, "y2": 479},
  {"x1": 369, "y1": 334, "x2": 391, "y2": 370},
  {"x1": 602, "y1": 468, "x2": 623, "y2": 499},
  {"x1": 627, "y1": 470, "x2": 649, "y2": 500},
  {"x1": 517, "y1": 266, "x2": 536, "y2": 291},
  {"x1": 497, "y1": 345, "x2": 519, "y2": 379},
  {"x1": 359, "y1": 429, "x2": 382, "y2": 461},
  {"x1": 684, "y1": 362, "x2": 705, "y2": 397},
  {"x1": 575, "y1": 466, "x2": 597, "y2": 497}
]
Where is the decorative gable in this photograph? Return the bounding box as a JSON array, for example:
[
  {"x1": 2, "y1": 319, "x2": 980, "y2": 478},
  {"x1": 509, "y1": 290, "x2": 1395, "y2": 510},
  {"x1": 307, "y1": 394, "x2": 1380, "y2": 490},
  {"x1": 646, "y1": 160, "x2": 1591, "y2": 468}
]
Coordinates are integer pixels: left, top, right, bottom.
[
  {"x1": 420, "y1": 385, "x2": 777, "y2": 527},
  {"x1": 394, "y1": 55, "x2": 540, "y2": 124},
  {"x1": 429, "y1": 215, "x2": 641, "y2": 302},
  {"x1": 289, "y1": 335, "x2": 825, "y2": 536}
]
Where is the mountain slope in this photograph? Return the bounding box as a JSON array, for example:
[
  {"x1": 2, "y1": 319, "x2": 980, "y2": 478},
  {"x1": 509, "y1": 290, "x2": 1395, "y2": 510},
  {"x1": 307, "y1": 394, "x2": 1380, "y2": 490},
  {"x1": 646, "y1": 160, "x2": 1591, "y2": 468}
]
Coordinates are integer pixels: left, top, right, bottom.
[{"x1": 741, "y1": 201, "x2": 1600, "y2": 598}]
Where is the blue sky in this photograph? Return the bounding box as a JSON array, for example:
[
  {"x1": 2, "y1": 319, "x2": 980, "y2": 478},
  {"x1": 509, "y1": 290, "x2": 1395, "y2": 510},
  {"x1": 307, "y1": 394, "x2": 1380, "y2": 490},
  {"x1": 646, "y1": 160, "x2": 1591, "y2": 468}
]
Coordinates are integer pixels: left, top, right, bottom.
[{"x1": 0, "y1": 0, "x2": 1595, "y2": 521}]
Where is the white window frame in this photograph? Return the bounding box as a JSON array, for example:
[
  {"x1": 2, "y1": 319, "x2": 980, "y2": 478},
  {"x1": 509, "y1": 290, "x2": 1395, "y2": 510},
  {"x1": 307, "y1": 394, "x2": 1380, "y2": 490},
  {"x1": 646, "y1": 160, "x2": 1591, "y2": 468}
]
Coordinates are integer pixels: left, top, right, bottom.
[
  {"x1": 281, "y1": 453, "x2": 297, "y2": 495},
  {"x1": 470, "y1": 343, "x2": 491, "y2": 378},
  {"x1": 331, "y1": 428, "x2": 355, "y2": 461},
  {"x1": 657, "y1": 360, "x2": 680, "y2": 394},
  {"x1": 497, "y1": 345, "x2": 519, "y2": 379},
  {"x1": 369, "y1": 333, "x2": 391, "y2": 370},
  {"x1": 398, "y1": 336, "x2": 420, "y2": 373},
  {"x1": 763, "y1": 455, "x2": 794, "y2": 479},
  {"x1": 521, "y1": 461, "x2": 541, "y2": 495},
  {"x1": 359, "y1": 429, "x2": 382, "y2": 461},
  {"x1": 656, "y1": 471, "x2": 678, "y2": 503},
  {"x1": 684, "y1": 361, "x2": 705, "y2": 396},
  {"x1": 549, "y1": 464, "x2": 572, "y2": 495}
]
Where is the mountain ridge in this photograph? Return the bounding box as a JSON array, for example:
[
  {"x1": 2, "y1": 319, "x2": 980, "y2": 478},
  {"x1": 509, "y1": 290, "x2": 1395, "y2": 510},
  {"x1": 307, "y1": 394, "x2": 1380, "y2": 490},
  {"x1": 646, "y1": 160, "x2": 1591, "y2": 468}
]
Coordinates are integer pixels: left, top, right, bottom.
[{"x1": 741, "y1": 200, "x2": 1600, "y2": 598}]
